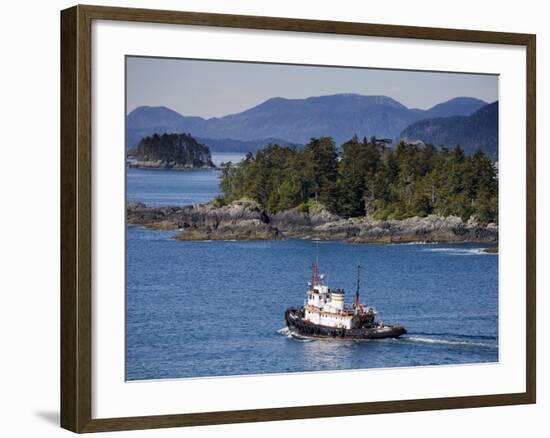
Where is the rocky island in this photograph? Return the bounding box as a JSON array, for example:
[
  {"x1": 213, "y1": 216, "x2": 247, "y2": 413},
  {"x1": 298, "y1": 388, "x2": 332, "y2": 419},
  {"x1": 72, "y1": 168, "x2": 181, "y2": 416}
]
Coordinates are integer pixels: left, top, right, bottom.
[
  {"x1": 127, "y1": 132, "x2": 215, "y2": 169},
  {"x1": 127, "y1": 136, "x2": 499, "y2": 244},
  {"x1": 127, "y1": 199, "x2": 498, "y2": 244}
]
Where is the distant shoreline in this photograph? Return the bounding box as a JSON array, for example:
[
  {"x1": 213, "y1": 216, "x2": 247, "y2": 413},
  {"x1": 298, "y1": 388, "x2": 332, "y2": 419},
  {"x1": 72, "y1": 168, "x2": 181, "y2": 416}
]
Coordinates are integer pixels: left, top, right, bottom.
[{"x1": 127, "y1": 163, "x2": 219, "y2": 171}]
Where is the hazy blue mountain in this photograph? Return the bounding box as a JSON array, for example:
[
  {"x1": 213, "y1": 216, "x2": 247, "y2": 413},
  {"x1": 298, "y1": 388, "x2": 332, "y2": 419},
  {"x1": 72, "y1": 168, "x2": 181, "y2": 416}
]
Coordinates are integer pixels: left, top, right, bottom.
[
  {"x1": 196, "y1": 94, "x2": 419, "y2": 144},
  {"x1": 400, "y1": 101, "x2": 499, "y2": 159},
  {"x1": 194, "y1": 137, "x2": 300, "y2": 153},
  {"x1": 126, "y1": 94, "x2": 489, "y2": 152},
  {"x1": 419, "y1": 97, "x2": 487, "y2": 119},
  {"x1": 126, "y1": 106, "x2": 205, "y2": 149},
  {"x1": 126, "y1": 105, "x2": 195, "y2": 130}
]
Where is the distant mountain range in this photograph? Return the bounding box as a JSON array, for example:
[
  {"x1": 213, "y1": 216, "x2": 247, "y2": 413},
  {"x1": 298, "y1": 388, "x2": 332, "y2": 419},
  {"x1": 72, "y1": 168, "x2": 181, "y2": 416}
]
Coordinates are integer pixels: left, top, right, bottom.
[
  {"x1": 126, "y1": 106, "x2": 295, "y2": 152},
  {"x1": 127, "y1": 94, "x2": 497, "y2": 157},
  {"x1": 400, "y1": 101, "x2": 498, "y2": 159}
]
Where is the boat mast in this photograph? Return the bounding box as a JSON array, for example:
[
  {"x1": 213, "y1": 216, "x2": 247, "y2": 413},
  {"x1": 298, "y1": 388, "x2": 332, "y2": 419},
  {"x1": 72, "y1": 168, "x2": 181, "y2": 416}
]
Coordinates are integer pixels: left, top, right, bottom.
[
  {"x1": 311, "y1": 241, "x2": 324, "y2": 288},
  {"x1": 315, "y1": 240, "x2": 319, "y2": 267},
  {"x1": 354, "y1": 264, "x2": 361, "y2": 307},
  {"x1": 311, "y1": 262, "x2": 322, "y2": 287}
]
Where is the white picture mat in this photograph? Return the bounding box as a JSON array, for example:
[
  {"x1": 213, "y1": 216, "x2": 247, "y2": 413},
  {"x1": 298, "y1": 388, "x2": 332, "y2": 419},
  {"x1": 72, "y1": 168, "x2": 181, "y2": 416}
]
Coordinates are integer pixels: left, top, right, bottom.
[{"x1": 91, "y1": 19, "x2": 526, "y2": 419}]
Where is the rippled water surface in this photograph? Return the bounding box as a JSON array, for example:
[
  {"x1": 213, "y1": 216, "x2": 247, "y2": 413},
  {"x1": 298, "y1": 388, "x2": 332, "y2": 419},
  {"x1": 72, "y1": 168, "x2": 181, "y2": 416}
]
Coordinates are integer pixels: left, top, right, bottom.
[
  {"x1": 126, "y1": 227, "x2": 498, "y2": 380},
  {"x1": 126, "y1": 153, "x2": 244, "y2": 207},
  {"x1": 126, "y1": 154, "x2": 498, "y2": 380}
]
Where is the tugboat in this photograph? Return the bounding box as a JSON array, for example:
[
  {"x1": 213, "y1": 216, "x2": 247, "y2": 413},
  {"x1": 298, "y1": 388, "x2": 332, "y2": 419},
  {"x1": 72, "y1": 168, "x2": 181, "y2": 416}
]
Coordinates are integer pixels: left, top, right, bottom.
[{"x1": 285, "y1": 263, "x2": 406, "y2": 340}]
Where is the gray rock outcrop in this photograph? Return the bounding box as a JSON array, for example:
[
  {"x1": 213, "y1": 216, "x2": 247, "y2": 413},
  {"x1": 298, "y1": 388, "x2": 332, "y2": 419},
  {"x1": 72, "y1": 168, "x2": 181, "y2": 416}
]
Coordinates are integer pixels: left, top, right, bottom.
[
  {"x1": 127, "y1": 200, "x2": 498, "y2": 243},
  {"x1": 127, "y1": 199, "x2": 281, "y2": 240}
]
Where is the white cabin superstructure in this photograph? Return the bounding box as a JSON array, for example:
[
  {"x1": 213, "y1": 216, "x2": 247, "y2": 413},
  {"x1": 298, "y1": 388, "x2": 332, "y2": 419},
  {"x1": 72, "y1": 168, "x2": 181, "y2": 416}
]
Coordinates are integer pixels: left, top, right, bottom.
[{"x1": 303, "y1": 263, "x2": 376, "y2": 330}]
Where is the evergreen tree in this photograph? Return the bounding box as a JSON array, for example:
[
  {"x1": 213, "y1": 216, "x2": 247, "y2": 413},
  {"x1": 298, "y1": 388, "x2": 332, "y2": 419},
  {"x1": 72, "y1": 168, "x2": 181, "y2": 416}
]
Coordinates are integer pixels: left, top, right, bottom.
[
  {"x1": 303, "y1": 137, "x2": 339, "y2": 209},
  {"x1": 217, "y1": 137, "x2": 498, "y2": 222}
]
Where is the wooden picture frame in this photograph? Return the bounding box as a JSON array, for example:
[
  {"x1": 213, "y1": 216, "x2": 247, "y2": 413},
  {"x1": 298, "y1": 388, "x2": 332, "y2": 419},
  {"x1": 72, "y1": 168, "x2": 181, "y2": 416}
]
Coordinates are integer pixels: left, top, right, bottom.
[{"x1": 60, "y1": 4, "x2": 536, "y2": 433}]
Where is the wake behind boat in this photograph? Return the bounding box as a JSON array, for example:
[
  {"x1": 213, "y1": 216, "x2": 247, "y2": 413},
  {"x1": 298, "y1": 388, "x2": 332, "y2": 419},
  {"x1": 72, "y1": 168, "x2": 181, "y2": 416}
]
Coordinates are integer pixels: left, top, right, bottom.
[{"x1": 285, "y1": 263, "x2": 406, "y2": 340}]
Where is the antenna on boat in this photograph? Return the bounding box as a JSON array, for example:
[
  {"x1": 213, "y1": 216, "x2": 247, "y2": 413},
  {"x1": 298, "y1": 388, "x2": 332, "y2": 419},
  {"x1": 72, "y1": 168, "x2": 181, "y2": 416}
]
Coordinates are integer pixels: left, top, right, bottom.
[
  {"x1": 315, "y1": 240, "x2": 319, "y2": 266},
  {"x1": 355, "y1": 264, "x2": 361, "y2": 308},
  {"x1": 311, "y1": 241, "x2": 323, "y2": 287}
]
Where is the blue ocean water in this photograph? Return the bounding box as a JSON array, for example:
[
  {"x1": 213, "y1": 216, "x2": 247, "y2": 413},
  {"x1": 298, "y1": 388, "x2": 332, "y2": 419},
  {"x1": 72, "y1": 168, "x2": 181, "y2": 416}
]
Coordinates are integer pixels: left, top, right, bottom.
[
  {"x1": 126, "y1": 154, "x2": 499, "y2": 380},
  {"x1": 126, "y1": 153, "x2": 244, "y2": 207}
]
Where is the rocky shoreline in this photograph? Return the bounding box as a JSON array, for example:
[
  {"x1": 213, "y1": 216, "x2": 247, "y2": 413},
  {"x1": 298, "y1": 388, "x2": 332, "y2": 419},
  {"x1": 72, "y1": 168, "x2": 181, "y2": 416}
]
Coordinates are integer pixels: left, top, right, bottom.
[{"x1": 127, "y1": 199, "x2": 498, "y2": 244}]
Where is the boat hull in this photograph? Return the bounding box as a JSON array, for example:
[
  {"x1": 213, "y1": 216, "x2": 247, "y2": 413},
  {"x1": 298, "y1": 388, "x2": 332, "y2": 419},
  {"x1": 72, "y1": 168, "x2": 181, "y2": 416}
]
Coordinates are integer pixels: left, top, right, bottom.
[{"x1": 285, "y1": 308, "x2": 406, "y2": 340}]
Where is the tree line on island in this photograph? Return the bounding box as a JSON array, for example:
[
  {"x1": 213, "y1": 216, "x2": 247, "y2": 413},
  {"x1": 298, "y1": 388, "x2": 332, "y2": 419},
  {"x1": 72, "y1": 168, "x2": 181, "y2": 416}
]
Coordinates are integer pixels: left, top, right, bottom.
[
  {"x1": 218, "y1": 136, "x2": 498, "y2": 224},
  {"x1": 128, "y1": 133, "x2": 215, "y2": 169}
]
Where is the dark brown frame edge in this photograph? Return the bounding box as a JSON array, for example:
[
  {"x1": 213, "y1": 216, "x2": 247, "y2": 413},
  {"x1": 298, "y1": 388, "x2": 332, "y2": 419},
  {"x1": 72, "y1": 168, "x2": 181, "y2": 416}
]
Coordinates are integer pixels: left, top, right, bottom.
[{"x1": 60, "y1": 4, "x2": 536, "y2": 433}]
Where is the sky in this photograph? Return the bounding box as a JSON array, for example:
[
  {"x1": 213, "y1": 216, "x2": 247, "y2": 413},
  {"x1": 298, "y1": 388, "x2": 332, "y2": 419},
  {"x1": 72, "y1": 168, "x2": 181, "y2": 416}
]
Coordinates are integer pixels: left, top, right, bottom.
[{"x1": 126, "y1": 56, "x2": 498, "y2": 119}]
